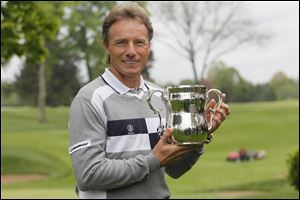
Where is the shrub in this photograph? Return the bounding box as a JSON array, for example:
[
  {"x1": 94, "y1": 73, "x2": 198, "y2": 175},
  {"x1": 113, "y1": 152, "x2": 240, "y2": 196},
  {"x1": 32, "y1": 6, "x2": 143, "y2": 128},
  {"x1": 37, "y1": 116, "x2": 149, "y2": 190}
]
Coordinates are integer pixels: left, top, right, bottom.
[{"x1": 287, "y1": 149, "x2": 299, "y2": 190}]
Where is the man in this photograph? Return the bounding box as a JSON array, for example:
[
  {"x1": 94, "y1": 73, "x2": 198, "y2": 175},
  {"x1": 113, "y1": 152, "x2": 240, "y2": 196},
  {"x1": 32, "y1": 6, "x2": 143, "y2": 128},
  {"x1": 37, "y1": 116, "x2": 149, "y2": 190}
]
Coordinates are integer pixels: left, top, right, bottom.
[{"x1": 69, "y1": 2, "x2": 230, "y2": 199}]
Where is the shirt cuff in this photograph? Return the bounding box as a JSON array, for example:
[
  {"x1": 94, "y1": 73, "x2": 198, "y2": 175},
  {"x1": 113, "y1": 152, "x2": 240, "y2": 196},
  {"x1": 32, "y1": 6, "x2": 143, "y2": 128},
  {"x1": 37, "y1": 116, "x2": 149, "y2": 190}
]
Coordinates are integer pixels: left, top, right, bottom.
[{"x1": 146, "y1": 152, "x2": 161, "y2": 172}]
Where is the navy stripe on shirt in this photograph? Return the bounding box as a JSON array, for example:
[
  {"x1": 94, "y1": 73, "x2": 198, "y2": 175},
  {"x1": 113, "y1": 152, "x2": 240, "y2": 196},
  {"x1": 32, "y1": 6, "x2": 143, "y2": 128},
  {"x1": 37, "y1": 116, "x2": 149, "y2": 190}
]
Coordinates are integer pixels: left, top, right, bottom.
[
  {"x1": 106, "y1": 118, "x2": 160, "y2": 149},
  {"x1": 107, "y1": 118, "x2": 148, "y2": 137}
]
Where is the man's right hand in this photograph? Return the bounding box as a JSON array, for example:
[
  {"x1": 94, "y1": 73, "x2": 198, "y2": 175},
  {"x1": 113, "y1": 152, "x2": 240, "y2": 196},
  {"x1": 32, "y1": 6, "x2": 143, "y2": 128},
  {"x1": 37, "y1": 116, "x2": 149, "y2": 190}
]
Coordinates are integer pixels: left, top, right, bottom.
[{"x1": 153, "y1": 128, "x2": 199, "y2": 166}]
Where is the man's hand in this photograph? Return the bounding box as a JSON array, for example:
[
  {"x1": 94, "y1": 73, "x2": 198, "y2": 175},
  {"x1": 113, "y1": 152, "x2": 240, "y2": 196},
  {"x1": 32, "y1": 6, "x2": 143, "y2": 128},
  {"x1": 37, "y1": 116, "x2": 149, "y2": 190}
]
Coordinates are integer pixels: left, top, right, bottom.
[
  {"x1": 205, "y1": 99, "x2": 231, "y2": 133},
  {"x1": 153, "y1": 100, "x2": 230, "y2": 166},
  {"x1": 153, "y1": 128, "x2": 198, "y2": 166}
]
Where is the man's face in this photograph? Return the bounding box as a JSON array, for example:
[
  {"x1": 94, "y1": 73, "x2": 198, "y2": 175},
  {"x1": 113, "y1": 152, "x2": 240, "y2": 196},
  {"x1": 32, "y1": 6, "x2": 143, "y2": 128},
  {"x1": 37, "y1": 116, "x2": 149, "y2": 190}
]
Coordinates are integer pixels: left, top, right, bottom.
[{"x1": 105, "y1": 18, "x2": 150, "y2": 79}]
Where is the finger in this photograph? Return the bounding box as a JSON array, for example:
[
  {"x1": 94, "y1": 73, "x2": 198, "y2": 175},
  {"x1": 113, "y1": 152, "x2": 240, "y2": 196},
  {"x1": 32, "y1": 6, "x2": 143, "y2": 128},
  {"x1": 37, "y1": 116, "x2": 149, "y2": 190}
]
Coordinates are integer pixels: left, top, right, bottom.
[
  {"x1": 221, "y1": 103, "x2": 231, "y2": 116},
  {"x1": 161, "y1": 128, "x2": 173, "y2": 143},
  {"x1": 216, "y1": 108, "x2": 227, "y2": 120},
  {"x1": 212, "y1": 115, "x2": 221, "y2": 126},
  {"x1": 173, "y1": 145, "x2": 198, "y2": 156}
]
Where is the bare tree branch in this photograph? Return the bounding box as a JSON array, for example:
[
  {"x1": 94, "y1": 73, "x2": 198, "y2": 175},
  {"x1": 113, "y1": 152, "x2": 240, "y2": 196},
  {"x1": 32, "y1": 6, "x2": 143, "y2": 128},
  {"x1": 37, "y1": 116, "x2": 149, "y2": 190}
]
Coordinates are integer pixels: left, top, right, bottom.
[{"x1": 150, "y1": 1, "x2": 270, "y2": 83}]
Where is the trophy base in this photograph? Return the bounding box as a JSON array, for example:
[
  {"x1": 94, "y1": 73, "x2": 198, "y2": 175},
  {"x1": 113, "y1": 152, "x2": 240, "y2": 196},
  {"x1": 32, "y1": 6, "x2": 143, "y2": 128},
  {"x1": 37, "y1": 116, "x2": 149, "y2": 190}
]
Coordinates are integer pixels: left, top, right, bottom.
[{"x1": 176, "y1": 141, "x2": 204, "y2": 146}]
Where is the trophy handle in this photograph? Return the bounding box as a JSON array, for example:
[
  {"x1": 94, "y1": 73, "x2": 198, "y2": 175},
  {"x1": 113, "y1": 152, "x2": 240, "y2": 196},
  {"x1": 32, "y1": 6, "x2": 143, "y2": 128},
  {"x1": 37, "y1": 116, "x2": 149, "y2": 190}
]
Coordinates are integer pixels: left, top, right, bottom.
[
  {"x1": 147, "y1": 90, "x2": 164, "y2": 114},
  {"x1": 147, "y1": 90, "x2": 170, "y2": 135},
  {"x1": 205, "y1": 89, "x2": 226, "y2": 131}
]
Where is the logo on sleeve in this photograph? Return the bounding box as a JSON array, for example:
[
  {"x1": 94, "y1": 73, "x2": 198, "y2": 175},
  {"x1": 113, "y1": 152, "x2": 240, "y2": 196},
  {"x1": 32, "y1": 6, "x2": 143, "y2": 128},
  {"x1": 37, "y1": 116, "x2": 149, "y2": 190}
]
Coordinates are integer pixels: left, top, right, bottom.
[{"x1": 69, "y1": 140, "x2": 91, "y2": 154}]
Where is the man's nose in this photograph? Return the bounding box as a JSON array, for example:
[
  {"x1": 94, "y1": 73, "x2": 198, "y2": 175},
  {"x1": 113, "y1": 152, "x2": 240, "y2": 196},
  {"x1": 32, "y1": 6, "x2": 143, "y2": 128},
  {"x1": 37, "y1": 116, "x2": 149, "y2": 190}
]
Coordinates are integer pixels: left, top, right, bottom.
[{"x1": 125, "y1": 42, "x2": 137, "y2": 57}]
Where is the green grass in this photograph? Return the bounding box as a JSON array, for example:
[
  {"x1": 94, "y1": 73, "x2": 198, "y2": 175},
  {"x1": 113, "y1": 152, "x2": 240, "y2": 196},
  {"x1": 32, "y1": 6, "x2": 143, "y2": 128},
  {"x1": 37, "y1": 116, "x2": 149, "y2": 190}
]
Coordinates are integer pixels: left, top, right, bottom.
[
  {"x1": 2, "y1": 147, "x2": 61, "y2": 175},
  {"x1": 1, "y1": 106, "x2": 75, "y2": 193},
  {"x1": 2, "y1": 188, "x2": 77, "y2": 199},
  {"x1": 166, "y1": 100, "x2": 299, "y2": 199},
  {"x1": 1, "y1": 101, "x2": 299, "y2": 199}
]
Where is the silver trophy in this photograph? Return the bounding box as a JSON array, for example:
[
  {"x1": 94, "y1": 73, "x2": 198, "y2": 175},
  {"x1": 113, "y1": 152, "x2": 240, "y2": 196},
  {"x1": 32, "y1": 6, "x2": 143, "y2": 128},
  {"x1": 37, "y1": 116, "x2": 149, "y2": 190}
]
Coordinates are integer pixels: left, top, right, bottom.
[{"x1": 147, "y1": 85, "x2": 225, "y2": 145}]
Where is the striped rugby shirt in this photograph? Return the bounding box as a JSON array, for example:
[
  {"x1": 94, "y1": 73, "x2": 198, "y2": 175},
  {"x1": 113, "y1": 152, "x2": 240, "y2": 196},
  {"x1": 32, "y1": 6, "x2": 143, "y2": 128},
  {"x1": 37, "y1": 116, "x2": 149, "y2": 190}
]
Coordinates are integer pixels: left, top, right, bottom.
[{"x1": 69, "y1": 68, "x2": 205, "y2": 199}]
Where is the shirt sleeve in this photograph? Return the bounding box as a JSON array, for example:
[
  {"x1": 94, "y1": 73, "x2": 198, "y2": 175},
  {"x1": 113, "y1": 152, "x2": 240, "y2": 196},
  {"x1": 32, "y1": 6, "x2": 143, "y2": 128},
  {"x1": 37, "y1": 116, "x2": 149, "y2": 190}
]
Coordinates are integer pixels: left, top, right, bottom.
[
  {"x1": 69, "y1": 95, "x2": 161, "y2": 191},
  {"x1": 164, "y1": 146, "x2": 205, "y2": 179}
]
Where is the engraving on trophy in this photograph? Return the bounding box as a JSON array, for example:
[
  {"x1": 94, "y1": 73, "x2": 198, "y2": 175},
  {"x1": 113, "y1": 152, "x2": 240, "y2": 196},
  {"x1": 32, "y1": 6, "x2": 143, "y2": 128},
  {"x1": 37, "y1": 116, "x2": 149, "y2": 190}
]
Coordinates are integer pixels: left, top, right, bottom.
[{"x1": 189, "y1": 104, "x2": 197, "y2": 113}]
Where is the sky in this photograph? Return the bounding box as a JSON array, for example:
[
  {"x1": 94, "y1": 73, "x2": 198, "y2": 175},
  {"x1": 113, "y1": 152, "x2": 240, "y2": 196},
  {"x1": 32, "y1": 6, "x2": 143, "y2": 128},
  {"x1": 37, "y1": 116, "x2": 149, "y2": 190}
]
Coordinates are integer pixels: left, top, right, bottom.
[
  {"x1": 148, "y1": 1, "x2": 299, "y2": 85},
  {"x1": 1, "y1": 1, "x2": 299, "y2": 86}
]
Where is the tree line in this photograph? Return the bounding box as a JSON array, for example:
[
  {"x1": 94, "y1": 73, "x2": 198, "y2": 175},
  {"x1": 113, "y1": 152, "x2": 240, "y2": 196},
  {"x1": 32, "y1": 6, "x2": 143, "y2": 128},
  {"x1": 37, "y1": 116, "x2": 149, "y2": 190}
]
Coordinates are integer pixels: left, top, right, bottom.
[
  {"x1": 178, "y1": 61, "x2": 299, "y2": 102},
  {"x1": 2, "y1": 60, "x2": 298, "y2": 107}
]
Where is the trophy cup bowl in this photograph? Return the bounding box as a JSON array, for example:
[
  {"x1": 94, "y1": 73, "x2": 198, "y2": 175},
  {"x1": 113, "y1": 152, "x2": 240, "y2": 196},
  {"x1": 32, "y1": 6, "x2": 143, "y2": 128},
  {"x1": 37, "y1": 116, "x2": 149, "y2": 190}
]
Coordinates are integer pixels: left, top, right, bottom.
[{"x1": 147, "y1": 85, "x2": 225, "y2": 145}]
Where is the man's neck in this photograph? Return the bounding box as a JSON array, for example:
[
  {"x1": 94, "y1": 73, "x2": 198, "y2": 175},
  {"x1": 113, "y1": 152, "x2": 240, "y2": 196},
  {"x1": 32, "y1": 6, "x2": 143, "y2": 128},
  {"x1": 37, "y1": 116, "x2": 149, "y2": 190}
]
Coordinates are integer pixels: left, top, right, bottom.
[
  {"x1": 109, "y1": 68, "x2": 141, "y2": 89},
  {"x1": 119, "y1": 75, "x2": 141, "y2": 89}
]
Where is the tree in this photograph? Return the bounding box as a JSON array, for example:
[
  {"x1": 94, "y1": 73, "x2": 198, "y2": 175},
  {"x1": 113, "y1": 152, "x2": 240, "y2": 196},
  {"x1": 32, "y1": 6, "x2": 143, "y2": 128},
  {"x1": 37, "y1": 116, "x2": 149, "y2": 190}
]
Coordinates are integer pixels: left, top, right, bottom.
[
  {"x1": 150, "y1": 1, "x2": 269, "y2": 83},
  {"x1": 179, "y1": 79, "x2": 195, "y2": 85},
  {"x1": 270, "y1": 71, "x2": 299, "y2": 100},
  {"x1": 1, "y1": 81, "x2": 20, "y2": 106},
  {"x1": 287, "y1": 149, "x2": 299, "y2": 190},
  {"x1": 1, "y1": 2, "x2": 64, "y2": 123},
  {"x1": 14, "y1": 63, "x2": 38, "y2": 106},
  {"x1": 45, "y1": 39, "x2": 82, "y2": 106},
  {"x1": 62, "y1": 1, "x2": 116, "y2": 82},
  {"x1": 207, "y1": 61, "x2": 253, "y2": 102},
  {"x1": 13, "y1": 27, "x2": 82, "y2": 107},
  {"x1": 252, "y1": 83, "x2": 276, "y2": 102}
]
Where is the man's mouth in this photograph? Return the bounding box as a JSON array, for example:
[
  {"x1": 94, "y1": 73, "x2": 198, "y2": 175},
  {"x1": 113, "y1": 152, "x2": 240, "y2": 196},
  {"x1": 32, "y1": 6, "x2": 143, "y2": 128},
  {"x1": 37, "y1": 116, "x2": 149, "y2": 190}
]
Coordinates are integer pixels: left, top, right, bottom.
[{"x1": 123, "y1": 60, "x2": 139, "y2": 64}]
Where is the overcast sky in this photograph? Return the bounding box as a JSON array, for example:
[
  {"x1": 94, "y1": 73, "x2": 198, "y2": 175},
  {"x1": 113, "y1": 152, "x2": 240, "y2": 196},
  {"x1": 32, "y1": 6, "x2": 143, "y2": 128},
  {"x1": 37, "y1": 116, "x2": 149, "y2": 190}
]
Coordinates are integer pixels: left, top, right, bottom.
[
  {"x1": 149, "y1": 1, "x2": 299, "y2": 85},
  {"x1": 1, "y1": 1, "x2": 299, "y2": 86}
]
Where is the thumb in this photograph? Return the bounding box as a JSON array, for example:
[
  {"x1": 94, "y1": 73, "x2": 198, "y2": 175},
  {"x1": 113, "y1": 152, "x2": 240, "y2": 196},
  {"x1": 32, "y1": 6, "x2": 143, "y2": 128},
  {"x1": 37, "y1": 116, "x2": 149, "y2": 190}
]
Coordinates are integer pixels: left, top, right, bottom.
[{"x1": 161, "y1": 128, "x2": 173, "y2": 143}]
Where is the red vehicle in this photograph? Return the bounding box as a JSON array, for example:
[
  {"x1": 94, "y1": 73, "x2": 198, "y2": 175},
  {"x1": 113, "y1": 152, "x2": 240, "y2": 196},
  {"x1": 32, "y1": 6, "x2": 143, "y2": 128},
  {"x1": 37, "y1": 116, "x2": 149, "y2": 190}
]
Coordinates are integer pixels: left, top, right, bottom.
[{"x1": 226, "y1": 148, "x2": 266, "y2": 162}]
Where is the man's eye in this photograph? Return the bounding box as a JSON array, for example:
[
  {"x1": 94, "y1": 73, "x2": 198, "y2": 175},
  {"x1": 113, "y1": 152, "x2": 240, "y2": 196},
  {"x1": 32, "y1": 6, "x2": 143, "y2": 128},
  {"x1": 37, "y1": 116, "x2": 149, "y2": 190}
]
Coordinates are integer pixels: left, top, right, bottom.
[
  {"x1": 136, "y1": 41, "x2": 146, "y2": 45},
  {"x1": 114, "y1": 41, "x2": 125, "y2": 45}
]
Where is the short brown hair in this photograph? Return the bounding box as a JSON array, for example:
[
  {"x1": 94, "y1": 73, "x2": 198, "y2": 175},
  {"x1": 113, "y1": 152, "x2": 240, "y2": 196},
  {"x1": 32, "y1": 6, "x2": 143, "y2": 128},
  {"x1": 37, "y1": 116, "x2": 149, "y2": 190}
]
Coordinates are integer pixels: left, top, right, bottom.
[{"x1": 102, "y1": 2, "x2": 153, "y2": 64}]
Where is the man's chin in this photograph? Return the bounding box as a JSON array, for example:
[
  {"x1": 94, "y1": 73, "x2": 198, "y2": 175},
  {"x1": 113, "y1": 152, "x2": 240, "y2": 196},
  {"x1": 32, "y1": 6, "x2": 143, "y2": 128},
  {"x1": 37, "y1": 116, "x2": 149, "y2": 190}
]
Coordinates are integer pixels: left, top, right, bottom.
[
  {"x1": 122, "y1": 63, "x2": 140, "y2": 69},
  {"x1": 111, "y1": 63, "x2": 144, "y2": 77},
  {"x1": 122, "y1": 65, "x2": 142, "y2": 74},
  {"x1": 124, "y1": 71, "x2": 141, "y2": 78}
]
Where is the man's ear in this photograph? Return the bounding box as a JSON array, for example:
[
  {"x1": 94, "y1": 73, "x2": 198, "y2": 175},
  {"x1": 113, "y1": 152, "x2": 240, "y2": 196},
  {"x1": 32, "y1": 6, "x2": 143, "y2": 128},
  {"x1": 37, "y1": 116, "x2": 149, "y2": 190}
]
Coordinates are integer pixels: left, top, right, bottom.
[
  {"x1": 104, "y1": 44, "x2": 110, "y2": 55},
  {"x1": 102, "y1": 41, "x2": 109, "y2": 53}
]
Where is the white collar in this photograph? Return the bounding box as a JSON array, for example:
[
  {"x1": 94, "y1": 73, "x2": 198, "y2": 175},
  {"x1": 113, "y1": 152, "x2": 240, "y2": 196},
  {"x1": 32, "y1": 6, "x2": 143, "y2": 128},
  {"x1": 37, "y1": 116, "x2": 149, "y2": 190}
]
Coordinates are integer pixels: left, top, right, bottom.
[{"x1": 101, "y1": 68, "x2": 149, "y2": 95}]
